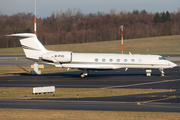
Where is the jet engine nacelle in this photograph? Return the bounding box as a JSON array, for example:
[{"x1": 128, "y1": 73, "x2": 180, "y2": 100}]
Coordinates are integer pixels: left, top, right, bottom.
[{"x1": 42, "y1": 51, "x2": 72, "y2": 63}]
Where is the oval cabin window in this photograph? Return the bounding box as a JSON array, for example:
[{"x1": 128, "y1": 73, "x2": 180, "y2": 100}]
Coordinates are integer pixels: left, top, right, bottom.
[
  {"x1": 95, "y1": 58, "x2": 98, "y2": 62},
  {"x1": 109, "y1": 59, "x2": 113, "y2": 62},
  {"x1": 102, "y1": 58, "x2": 106, "y2": 62}
]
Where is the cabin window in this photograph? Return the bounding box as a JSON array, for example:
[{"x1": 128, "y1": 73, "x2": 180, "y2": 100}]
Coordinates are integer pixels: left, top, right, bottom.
[
  {"x1": 102, "y1": 58, "x2": 106, "y2": 62},
  {"x1": 55, "y1": 55, "x2": 57, "y2": 57},
  {"x1": 95, "y1": 58, "x2": 98, "y2": 62},
  {"x1": 131, "y1": 59, "x2": 135, "y2": 62},
  {"x1": 117, "y1": 59, "x2": 120, "y2": 62},
  {"x1": 109, "y1": 59, "x2": 113, "y2": 62},
  {"x1": 124, "y1": 59, "x2": 127, "y2": 62}
]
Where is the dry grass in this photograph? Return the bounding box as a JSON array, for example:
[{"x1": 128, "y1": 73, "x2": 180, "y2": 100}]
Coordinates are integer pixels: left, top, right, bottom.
[
  {"x1": 0, "y1": 47, "x2": 23, "y2": 55},
  {"x1": 0, "y1": 65, "x2": 76, "y2": 77},
  {"x1": 0, "y1": 35, "x2": 180, "y2": 118},
  {"x1": 0, "y1": 87, "x2": 171, "y2": 99},
  {"x1": 0, "y1": 109, "x2": 180, "y2": 120},
  {"x1": 0, "y1": 35, "x2": 180, "y2": 55},
  {"x1": 45, "y1": 35, "x2": 180, "y2": 54},
  {"x1": 124, "y1": 35, "x2": 180, "y2": 54}
]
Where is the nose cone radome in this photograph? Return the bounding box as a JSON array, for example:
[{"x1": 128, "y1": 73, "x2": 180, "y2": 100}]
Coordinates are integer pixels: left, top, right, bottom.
[{"x1": 171, "y1": 62, "x2": 177, "y2": 68}]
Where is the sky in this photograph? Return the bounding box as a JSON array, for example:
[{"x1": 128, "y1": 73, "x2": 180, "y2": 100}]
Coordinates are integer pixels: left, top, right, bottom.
[{"x1": 0, "y1": 0, "x2": 180, "y2": 18}]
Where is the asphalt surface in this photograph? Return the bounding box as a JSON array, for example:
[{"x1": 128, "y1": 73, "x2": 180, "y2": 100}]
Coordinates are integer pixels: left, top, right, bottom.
[
  {"x1": 0, "y1": 67, "x2": 180, "y2": 89},
  {"x1": 1, "y1": 99, "x2": 180, "y2": 112},
  {"x1": 0, "y1": 67, "x2": 180, "y2": 112},
  {"x1": 0, "y1": 55, "x2": 180, "y2": 112},
  {"x1": 0, "y1": 55, "x2": 33, "y2": 65}
]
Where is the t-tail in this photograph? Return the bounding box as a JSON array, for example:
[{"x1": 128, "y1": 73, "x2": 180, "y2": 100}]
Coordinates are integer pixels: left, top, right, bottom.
[
  {"x1": 7, "y1": 33, "x2": 47, "y2": 60},
  {"x1": 7, "y1": 33, "x2": 73, "y2": 67}
]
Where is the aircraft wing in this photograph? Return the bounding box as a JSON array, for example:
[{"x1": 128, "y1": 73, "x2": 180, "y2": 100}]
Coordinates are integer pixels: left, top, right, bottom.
[{"x1": 63, "y1": 64, "x2": 123, "y2": 70}]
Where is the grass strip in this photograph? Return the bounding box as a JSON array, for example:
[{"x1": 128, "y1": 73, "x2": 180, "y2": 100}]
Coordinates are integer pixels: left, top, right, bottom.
[
  {"x1": 0, "y1": 35, "x2": 180, "y2": 55},
  {"x1": 173, "y1": 61, "x2": 180, "y2": 63},
  {"x1": 0, "y1": 65, "x2": 76, "y2": 77},
  {"x1": 0, "y1": 109, "x2": 180, "y2": 120},
  {"x1": 0, "y1": 87, "x2": 172, "y2": 99}
]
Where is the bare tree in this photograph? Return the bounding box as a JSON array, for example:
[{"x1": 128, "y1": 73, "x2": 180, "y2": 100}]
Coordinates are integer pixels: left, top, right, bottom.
[
  {"x1": 178, "y1": 8, "x2": 180, "y2": 13},
  {"x1": 110, "y1": 9, "x2": 116, "y2": 16}
]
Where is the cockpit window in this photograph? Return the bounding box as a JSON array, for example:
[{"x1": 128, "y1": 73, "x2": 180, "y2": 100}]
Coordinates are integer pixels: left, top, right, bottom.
[
  {"x1": 162, "y1": 57, "x2": 166, "y2": 60},
  {"x1": 159, "y1": 57, "x2": 166, "y2": 60}
]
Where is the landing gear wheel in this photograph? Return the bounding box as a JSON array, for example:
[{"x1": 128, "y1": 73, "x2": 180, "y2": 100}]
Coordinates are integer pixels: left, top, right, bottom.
[
  {"x1": 80, "y1": 73, "x2": 86, "y2": 78},
  {"x1": 80, "y1": 69, "x2": 89, "y2": 78},
  {"x1": 146, "y1": 69, "x2": 152, "y2": 76},
  {"x1": 159, "y1": 69, "x2": 165, "y2": 77}
]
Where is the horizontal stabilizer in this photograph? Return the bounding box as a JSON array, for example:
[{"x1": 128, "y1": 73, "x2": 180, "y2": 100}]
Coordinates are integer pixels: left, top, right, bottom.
[
  {"x1": 6, "y1": 33, "x2": 36, "y2": 37},
  {"x1": 7, "y1": 33, "x2": 47, "y2": 59}
]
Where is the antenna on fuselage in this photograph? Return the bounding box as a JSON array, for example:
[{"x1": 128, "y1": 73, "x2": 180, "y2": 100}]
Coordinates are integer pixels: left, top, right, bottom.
[
  {"x1": 119, "y1": 25, "x2": 124, "y2": 54},
  {"x1": 34, "y1": 0, "x2": 37, "y2": 35}
]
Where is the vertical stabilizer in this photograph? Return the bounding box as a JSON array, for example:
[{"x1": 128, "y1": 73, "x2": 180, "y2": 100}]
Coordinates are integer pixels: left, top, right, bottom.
[{"x1": 7, "y1": 33, "x2": 47, "y2": 59}]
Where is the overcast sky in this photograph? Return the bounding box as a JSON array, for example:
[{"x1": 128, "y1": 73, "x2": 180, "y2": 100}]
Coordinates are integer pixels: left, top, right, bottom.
[{"x1": 0, "y1": 0, "x2": 179, "y2": 18}]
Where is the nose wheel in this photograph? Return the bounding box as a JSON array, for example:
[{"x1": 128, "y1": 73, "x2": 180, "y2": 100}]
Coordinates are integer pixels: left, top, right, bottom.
[
  {"x1": 80, "y1": 69, "x2": 89, "y2": 78},
  {"x1": 159, "y1": 69, "x2": 165, "y2": 77},
  {"x1": 80, "y1": 73, "x2": 86, "y2": 78}
]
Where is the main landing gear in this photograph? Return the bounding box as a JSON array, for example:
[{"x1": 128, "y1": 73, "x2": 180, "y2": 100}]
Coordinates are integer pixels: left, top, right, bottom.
[
  {"x1": 80, "y1": 69, "x2": 89, "y2": 78},
  {"x1": 146, "y1": 69, "x2": 152, "y2": 76},
  {"x1": 146, "y1": 69, "x2": 165, "y2": 77}
]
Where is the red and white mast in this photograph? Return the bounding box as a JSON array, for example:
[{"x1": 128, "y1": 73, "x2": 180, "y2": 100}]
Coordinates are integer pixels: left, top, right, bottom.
[
  {"x1": 34, "y1": 0, "x2": 37, "y2": 35},
  {"x1": 120, "y1": 25, "x2": 124, "y2": 54}
]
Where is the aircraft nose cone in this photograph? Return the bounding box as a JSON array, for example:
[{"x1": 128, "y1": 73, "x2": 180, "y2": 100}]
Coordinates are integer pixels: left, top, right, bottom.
[{"x1": 171, "y1": 62, "x2": 177, "y2": 67}]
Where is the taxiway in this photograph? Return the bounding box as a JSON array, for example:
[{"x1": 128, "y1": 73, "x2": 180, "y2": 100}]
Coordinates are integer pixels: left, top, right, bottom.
[{"x1": 0, "y1": 67, "x2": 180, "y2": 112}]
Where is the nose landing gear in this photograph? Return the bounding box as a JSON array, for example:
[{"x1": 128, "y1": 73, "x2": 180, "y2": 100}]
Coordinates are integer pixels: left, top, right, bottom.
[{"x1": 159, "y1": 69, "x2": 165, "y2": 77}]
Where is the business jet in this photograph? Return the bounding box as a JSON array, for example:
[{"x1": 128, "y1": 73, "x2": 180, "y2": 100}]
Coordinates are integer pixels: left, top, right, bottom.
[{"x1": 7, "y1": 33, "x2": 177, "y2": 77}]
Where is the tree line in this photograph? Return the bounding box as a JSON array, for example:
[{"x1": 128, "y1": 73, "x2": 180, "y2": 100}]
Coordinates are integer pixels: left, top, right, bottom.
[
  {"x1": 0, "y1": 9, "x2": 180, "y2": 48},
  {"x1": 153, "y1": 11, "x2": 171, "y2": 23}
]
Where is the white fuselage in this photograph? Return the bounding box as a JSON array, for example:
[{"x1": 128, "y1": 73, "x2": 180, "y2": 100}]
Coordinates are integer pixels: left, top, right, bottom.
[
  {"x1": 8, "y1": 33, "x2": 177, "y2": 77},
  {"x1": 59, "y1": 53, "x2": 176, "y2": 70}
]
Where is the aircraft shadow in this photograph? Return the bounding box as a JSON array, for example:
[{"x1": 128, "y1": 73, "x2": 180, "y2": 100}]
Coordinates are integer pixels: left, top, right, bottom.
[{"x1": 38, "y1": 70, "x2": 162, "y2": 78}]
